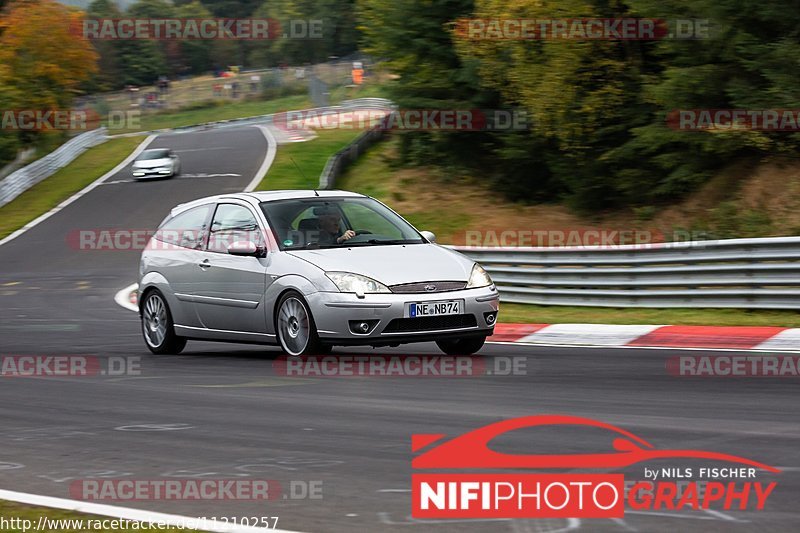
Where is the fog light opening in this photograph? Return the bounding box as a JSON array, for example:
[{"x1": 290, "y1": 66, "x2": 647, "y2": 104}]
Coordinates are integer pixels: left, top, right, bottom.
[{"x1": 349, "y1": 319, "x2": 379, "y2": 335}]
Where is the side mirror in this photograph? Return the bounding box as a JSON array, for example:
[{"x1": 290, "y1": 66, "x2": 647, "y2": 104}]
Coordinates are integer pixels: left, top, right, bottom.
[
  {"x1": 227, "y1": 241, "x2": 261, "y2": 256},
  {"x1": 420, "y1": 230, "x2": 436, "y2": 243}
]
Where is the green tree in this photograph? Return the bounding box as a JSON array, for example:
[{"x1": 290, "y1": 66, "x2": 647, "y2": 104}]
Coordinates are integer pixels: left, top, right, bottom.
[
  {"x1": 85, "y1": 0, "x2": 124, "y2": 91},
  {"x1": 174, "y1": 1, "x2": 216, "y2": 75},
  {"x1": 250, "y1": 0, "x2": 360, "y2": 68},
  {"x1": 358, "y1": 0, "x2": 501, "y2": 173}
]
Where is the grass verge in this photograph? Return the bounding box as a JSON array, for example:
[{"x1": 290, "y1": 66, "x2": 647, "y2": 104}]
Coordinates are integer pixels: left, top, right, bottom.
[
  {"x1": 256, "y1": 128, "x2": 365, "y2": 190},
  {"x1": 337, "y1": 136, "x2": 475, "y2": 239},
  {"x1": 0, "y1": 501, "x2": 196, "y2": 532},
  {"x1": 498, "y1": 303, "x2": 800, "y2": 327},
  {"x1": 0, "y1": 136, "x2": 144, "y2": 240}
]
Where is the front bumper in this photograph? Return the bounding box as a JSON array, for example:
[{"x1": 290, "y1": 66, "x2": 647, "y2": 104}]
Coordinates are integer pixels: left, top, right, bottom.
[
  {"x1": 307, "y1": 285, "x2": 499, "y2": 346},
  {"x1": 132, "y1": 166, "x2": 173, "y2": 178}
]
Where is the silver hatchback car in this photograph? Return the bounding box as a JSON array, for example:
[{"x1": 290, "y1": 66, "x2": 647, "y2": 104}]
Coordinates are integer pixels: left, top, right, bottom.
[{"x1": 138, "y1": 190, "x2": 499, "y2": 355}]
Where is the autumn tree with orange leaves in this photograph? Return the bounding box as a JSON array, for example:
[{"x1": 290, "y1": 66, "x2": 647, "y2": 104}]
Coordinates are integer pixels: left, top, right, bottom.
[
  {"x1": 0, "y1": 0, "x2": 98, "y2": 110},
  {"x1": 0, "y1": 0, "x2": 98, "y2": 162}
]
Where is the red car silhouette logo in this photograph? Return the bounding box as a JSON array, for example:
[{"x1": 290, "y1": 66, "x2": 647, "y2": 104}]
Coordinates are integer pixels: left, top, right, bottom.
[{"x1": 412, "y1": 415, "x2": 779, "y2": 472}]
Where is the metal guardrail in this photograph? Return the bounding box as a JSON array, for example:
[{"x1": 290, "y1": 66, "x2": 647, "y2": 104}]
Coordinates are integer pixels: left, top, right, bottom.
[
  {"x1": 452, "y1": 237, "x2": 800, "y2": 309},
  {"x1": 0, "y1": 128, "x2": 107, "y2": 209},
  {"x1": 318, "y1": 98, "x2": 396, "y2": 189}
]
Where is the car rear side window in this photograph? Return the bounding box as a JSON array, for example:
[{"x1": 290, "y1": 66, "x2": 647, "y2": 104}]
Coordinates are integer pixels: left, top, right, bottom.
[
  {"x1": 207, "y1": 204, "x2": 264, "y2": 253},
  {"x1": 153, "y1": 204, "x2": 212, "y2": 250}
]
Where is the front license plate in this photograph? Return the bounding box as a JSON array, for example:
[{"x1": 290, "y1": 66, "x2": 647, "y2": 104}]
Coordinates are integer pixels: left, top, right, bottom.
[{"x1": 407, "y1": 300, "x2": 463, "y2": 318}]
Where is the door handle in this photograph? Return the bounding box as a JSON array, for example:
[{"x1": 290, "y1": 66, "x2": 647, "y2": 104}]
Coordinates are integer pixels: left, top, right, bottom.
[{"x1": 198, "y1": 259, "x2": 211, "y2": 269}]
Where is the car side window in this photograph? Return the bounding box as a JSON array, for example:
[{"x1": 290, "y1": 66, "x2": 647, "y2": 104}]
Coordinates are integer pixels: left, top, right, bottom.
[
  {"x1": 207, "y1": 203, "x2": 264, "y2": 254},
  {"x1": 154, "y1": 204, "x2": 211, "y2": 250}
]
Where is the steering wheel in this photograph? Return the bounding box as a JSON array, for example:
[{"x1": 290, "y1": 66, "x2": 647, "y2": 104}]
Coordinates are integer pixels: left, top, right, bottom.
[{"x1": 354, "y1": 230, "x2": 373, "y2": 236}]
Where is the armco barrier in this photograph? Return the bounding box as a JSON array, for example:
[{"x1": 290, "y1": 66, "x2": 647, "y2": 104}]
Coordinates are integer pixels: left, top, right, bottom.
[
  {"x1": 452, "y1": 237, "x2": 800, "y2": 309},
  {"x1": 0, "y1": 128, "x2": 107, "y2": 209},
  {"x1": 318, "y1": 98, "x2": 395, "y2": 189}
]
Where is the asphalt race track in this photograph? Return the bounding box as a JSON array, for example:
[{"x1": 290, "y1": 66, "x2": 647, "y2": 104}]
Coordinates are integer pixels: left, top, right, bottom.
[{"x1": 1, "y1": 125, "x2": 798, "y2": 532}]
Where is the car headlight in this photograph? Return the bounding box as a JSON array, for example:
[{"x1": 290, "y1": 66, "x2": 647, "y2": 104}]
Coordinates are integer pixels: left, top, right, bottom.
[
  {"x1": 326, "y1": 272, "x2": 390, "y2": 297},
  {"x1": 466, "y1": 263, "x2": 493, "y2": 288}
]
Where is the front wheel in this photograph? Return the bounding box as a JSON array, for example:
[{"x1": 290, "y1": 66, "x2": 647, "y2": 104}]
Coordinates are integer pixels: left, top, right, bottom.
[
  {"x1": 276, "y1": 291, "x2": 324, "y2": 356},
  {"x1": 141, "y1": 289, "x2": 186, "y2": 354},
  {"x1": 436, "y1": 336, "x2": 486, "y2": 356}
]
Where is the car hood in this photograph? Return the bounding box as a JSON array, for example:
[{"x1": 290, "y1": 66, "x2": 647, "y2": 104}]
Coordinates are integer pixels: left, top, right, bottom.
[
  {"x1": 133, "y1": 158, "x2": 171, "y2": 168},
  {"x1": 286, "y1": 244, "x2": 474, "y2": 286}
]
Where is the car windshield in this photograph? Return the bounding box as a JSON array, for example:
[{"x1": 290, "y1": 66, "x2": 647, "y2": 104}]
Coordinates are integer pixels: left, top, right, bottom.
[
  {"x1": 138, "y1": 149, "x2": 170, "y2": 160},
  {"x1": 260, "y1": 197, "x2": 425, "y2": 250}
]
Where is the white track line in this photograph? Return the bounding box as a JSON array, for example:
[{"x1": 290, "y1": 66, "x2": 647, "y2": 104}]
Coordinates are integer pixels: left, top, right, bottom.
[
  {"x1": 0, "y1": 135, "x2": 157, "y2": 248},
  {"x1": 0, "y1": 489, "x2": 304, "y2": 533},
  {"x1": 245, "y1": 125, "x2": 277, "y2": 192},
  {"x1": 114, "y1": 283, "x2": 139, "y2": 312}
]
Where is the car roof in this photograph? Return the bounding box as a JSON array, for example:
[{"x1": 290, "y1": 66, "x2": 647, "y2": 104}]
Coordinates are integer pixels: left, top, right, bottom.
[
  {"x1": 245, "y1": 190, "x2": 367, "y2": 202},
  {"x1": 169, "y1": 190, "x2": 368, "y2": 217}
]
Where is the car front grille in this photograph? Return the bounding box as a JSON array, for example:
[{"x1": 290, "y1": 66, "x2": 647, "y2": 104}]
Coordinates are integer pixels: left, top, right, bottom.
[
  {"x1": 390, "y1": 281, "x2": 467, "y2": 294},
  {"x1": 382, "y1": 314, "x2": 477, "y2": 333}
]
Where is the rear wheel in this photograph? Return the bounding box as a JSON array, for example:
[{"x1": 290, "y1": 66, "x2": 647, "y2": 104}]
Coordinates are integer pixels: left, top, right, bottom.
[
  {"x1": 141, "y1": 289, "x2": 186, "y2": 354},
  {"x1": 436, "y1": 336, "x2": 486, "y2": 356},
  {"x1": 276, "y1": 291, "x2": 325, "y2": 356}
]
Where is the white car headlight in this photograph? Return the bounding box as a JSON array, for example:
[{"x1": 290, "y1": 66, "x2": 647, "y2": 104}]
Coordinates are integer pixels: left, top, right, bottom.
[
  {"x1": 466, "y1": 263, "x2": 493, "y2": 288},
  {"x1": 326, "y1": 272, "x2": 391, "y2": 297}
]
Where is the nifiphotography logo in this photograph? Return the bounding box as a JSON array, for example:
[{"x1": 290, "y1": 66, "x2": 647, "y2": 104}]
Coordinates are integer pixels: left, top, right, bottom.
[{"x1": 411, "y1": 415, "x2": 779, "y2": 518}]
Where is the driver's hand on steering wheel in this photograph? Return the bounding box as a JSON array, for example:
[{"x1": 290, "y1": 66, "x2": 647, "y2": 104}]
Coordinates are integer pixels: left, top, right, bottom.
[{"x1": 337, "y1": 230, "x2": 356, "y2": 244}]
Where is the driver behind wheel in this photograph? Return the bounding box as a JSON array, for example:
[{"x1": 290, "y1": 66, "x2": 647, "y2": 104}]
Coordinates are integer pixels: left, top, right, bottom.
[{"x1": 317, "y1": 207, "x2": 355, "y2": 245}]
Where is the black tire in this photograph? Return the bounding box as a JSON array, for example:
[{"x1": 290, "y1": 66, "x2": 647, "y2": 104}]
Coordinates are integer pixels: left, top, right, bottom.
[
  {"x1": 275, "y1": 291, "x2": 324, "y2": 356},
  {"x1": 141, "y1": 289, "x2": 187, "y2": 354},
  {"x1": 436, "y1": 336, "x2": 486, "y2": 356}
]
